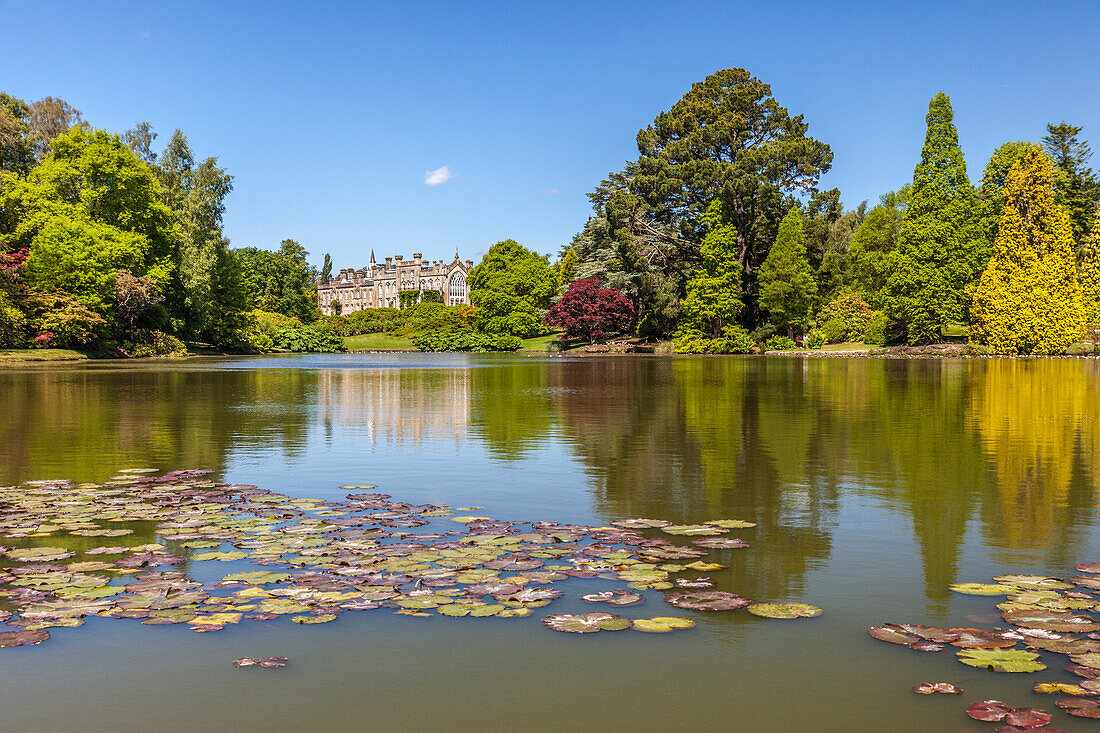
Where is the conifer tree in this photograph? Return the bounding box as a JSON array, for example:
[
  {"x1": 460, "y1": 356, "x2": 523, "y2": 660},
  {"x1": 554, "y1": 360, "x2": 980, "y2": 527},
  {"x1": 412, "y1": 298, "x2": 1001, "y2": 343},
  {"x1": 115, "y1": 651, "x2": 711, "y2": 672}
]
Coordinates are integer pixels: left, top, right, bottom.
[
  {"x1": 971, "y1": 146, "x2": 1083, "y2": 354},
  {"x1": 885, "y1": 93, "x2": 984, "y2": 343},
  {"x1": 1080, "y1": 211, "x2": 1100, "y2": 325},
  {"x1": 678, "y1": 200, "x2": 743, "y2": 338},
  {"x1": 759, "y1": 208, "x2": 816, "y2": 338}
]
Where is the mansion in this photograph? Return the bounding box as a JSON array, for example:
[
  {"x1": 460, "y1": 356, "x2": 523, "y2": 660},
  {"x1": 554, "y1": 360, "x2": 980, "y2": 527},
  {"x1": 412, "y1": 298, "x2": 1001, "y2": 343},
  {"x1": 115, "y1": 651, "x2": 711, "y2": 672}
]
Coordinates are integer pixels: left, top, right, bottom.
[{"x1": 317, "y1": 250, "x2": 473, "y2": 315}]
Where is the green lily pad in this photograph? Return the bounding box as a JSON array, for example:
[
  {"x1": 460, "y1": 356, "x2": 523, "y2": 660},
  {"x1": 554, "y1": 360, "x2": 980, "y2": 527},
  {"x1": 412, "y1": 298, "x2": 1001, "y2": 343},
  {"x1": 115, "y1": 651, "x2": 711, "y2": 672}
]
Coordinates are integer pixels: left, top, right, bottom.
[
  {"x1": 949, "y1": 583, "x2": 1014, "y2": 595},
  {"x1": 632, "y1": 616, "x2": 695, "y2": 632},
  {"x1": 705, "y1": 519, "x2": 756, "y2": 529},
  {"x1": 662, "y1": 524, "x2": 727, "y2": 536},
  {"x1": 747, "y1": 602, "x2": 823, "y2": 619},
  {"x1": 955, "y1": 648, "x2": 1046, "y2": 672},
  {"x1": 291, "y1": 614, "x2": 336, "y2": 624}
]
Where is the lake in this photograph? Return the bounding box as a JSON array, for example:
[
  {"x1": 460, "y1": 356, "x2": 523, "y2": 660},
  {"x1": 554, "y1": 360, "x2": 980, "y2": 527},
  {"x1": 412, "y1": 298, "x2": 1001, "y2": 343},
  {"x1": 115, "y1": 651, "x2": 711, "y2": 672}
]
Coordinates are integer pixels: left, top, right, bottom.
[{"x1": 1, "y1": 354, "x2": 1099, "y2": 732}]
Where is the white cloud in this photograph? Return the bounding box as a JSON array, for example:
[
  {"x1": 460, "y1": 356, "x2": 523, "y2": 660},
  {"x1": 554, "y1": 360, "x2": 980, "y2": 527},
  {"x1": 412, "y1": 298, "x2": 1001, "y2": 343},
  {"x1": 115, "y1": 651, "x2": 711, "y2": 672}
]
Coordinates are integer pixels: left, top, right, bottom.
[
  {"x1": 545, "y1": 188, "x2": 561, "y2": 195},
  {"x1": 424, "y1": 165, "x2": 454, "y2": 186}
]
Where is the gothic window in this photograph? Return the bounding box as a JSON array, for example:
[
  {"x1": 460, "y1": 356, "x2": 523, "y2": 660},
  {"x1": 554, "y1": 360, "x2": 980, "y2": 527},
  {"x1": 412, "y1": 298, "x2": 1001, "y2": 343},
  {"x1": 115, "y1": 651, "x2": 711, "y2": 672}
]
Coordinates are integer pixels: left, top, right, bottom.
[{"x1": 449, "y1": 273, "x2": 466, "y2": 306}]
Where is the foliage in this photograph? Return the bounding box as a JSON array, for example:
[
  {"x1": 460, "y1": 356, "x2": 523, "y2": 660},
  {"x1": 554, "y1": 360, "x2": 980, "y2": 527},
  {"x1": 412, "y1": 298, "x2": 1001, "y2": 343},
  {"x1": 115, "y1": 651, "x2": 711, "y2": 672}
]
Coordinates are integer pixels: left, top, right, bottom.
[
  {"x1": 819, "y1": 318, "x2": 848, "y2": 344},
  {"x1": 758, "y1": 208, "x2": 817, "y2": 337},
  {"x1": 763, "y1": 335, "x2": 797, "y2": 351},
  {"x1": 0, "y1": 288, "x2": 26, "y2": 346},
  {"x1": 884, "y1": 93, "x2": 985, "y2": 343},
  {"x1": 468, "y1": 239, "x2": 557, "y2": 337},
  {"x1": 805, "y1": 329, "x2": 827, "y2": 349},
  {"x1": 153, "y1": 130, "x2": 244, "y2": 341},
  {"x1": 677, "y1": 200, "x2": 743, "y2": 337},
  {"x1": 320, "y1": 253, "x2": 332, "y2": 282},
  {"x1": 861, "y1": 312, "x2": 890, "y2": 345},
  {"x1": 112, "y1": 269, "x2": 163, "y2": 341},
  {"x1": 849, "y1": 187, "x2": 908, "y2": 308},
  {"x1": 1081, "y1": 212, "x2": 1100, "y2": 325},
  {"x1": 971, "y1": 145, "x2": 1083, "y2": 354},
  {"x1": 24, "y1": 290, "x2": 107, "y2": 348},
  {"x1": 1043, "y1": 122, "x2": 1099, "y2": 250},
  {"x1": 234, "y1": 240, "x2": 320, "y2": 323},
  {"x1": 413, "y1": 330, "x2": 522, "y2": 352},
  {"x1": 123, "y1": 329, "x2": 187, "y2": 357},
  {"x1": 271, "y1": 324, "x2": 344, "y2": 353},
  {"x1": 818, "y1": 293, "x2": 875, "y2": 341},
  {"x1": 673, "y1": 324, "x2": 754, "y2": 353},
  {"x1": 544, "y1": 277, "x2": 634, "y2": 343}
]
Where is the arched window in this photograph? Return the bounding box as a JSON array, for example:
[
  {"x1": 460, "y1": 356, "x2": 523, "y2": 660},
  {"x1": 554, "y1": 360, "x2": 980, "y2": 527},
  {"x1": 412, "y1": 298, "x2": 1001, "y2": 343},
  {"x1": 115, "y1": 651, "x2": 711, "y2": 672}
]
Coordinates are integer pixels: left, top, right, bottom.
[{"x1": 449, "y1": 273, "x2": 466, "y2": 306}]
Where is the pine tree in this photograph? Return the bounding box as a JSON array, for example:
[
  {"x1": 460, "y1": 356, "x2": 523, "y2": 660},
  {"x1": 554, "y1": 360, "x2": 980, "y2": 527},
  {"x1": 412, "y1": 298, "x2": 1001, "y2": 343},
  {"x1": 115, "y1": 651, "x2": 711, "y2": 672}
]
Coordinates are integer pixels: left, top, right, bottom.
[
  {"x1": 885, "y1": 93, "x2": 984, "y2": 343},
  {"x1": 1043, "y1": 122, "x2": 1099, "y2": 250},
  {"x1": 678, "y1": 200, "x2": 743, "y2": 337},
  {"x1": 758, "y1": 208, "x2": 816, "y2": 339},
  {"x1": 1080, "y1": 211, "x2": 1100, "y2": 325},
  {"x1": 971, "y1": 145, "x2": 1083, "y2": 354}
]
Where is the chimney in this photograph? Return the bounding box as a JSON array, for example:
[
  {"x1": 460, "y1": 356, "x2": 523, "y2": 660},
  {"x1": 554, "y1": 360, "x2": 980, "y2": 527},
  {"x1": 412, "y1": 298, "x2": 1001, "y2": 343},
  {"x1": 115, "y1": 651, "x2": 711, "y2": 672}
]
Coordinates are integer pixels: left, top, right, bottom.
[
  {"x1": 466, "y1": 260, "x2": 473, "y2": 268},
  {"x1": 413, "y1": 253, "x2": 422, "y2": 264},
  {"x1": 385, "y1": 257, "x2": 393, "y2": 267},
  {"x1": 394, "y1": 255, "x2": 403, "y2": 264}
]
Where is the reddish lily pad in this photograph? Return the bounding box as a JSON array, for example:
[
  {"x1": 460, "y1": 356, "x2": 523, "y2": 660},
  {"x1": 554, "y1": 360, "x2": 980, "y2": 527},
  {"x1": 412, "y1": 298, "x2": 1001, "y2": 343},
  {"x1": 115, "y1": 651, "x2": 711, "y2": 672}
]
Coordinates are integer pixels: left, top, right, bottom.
[
  {"x1": 0, "y1": 628, "x2": 50, "y2": 648},
  {"x1": 542, "y1": 612, "x2": 632, "y2": 633},
  {"x1": 1056, "y1": 698, "x2": 1100, "y2": 718},
  {"x1": 664, "y1": 590, "x2": 750, "y2": 611},
  {"x1": 691, "y1": 538, "x2": 750, "y2": 550},
  {"x1": 912, "y1": 682, "x2": 962, "y2": 694}
]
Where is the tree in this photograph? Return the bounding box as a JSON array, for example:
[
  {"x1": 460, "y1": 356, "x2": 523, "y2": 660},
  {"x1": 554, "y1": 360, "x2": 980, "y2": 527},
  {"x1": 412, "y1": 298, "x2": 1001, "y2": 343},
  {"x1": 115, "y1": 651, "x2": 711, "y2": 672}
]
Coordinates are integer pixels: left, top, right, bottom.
[
  {"x1": 0, "y1": 92, "x2": 33, "y2": 177},
  {"x1": 677, "y1": 200, "x2": 742, "y2": 337},
  {"x1": 544, "y1": 277, "x2": 634, "y2": 343},
  {"x1": 884, "y1": 93, "x2": 984, "y2": 343},
  {"x1": 234, "y1": 240, "x2": 320, "y2": 322},
  {"x1": 320, "y1": 252, "x2": 332, "y2": 282},
  {"x1": 26, "y1": 96, "x2": 87, "y2": 160},
  {"x1": 1043, "y1": 122, "x2": 1099, "y2": 250},
  {"x1": 123, "y1": 122, "x2": 158, "y2": 165},
  {"x1": 1080, "y1": 211, "x2": 1100, "y2": 325},
  {"x1": 330, "y1": 299, "x2": 342, "y2": 316},
  {"x1": 587, "y1": 68, "x2": 832, "y2": 328},
  {"x1": 849, "y1": 187, "x2": 909, "y2": 308},
  {"x1": 112, "y1": 269, "x2": 163, "y2": 341},
  {"x1": 758, "y1": 208, "x2": 817, "y2": 338},
  {"x1": 153, "y1": 130, "x2": 240, "y2": 338},
  {"x1": 468, "y1": 239, "x2": 558, "y2": 337},
  {"x1": 971, "y1": 145, "x2": 1083, "y2": 354}
]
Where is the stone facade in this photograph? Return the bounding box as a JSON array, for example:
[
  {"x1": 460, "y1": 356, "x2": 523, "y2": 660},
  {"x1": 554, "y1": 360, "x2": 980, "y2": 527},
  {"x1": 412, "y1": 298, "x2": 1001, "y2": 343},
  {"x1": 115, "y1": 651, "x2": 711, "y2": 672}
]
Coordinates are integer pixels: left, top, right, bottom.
[{"x1": 317, "y1": 249, "x2": 473, "y2": 316}]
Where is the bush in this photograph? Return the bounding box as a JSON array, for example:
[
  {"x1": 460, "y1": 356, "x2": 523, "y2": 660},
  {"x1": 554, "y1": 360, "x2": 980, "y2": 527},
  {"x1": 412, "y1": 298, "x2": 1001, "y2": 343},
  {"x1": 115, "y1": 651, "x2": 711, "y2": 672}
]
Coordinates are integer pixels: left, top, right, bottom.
[
  {"x1": 805, "y1": 330, "x2": 827, "y2": 349},
  {"x1": 26, "y1": 291, "x2": 107, "y2": 349},
  {"x1": 749, "y1": 323, "x2": 776, "y2": 343},
  {"x1": 271, "y1": 325, "x2": 345, "y2": 353},
  {"x1": 125, "y1": 330, "x2": 187, "y2": 358},
  {"x1": 819, "y1": 294, "x2": 875, "y2": 341},
  {"x1": 862, "y1": 312, "x2": 890, "y2": 345},
  {"x1": 820, "y1": 318, "x2": 848, "y2": 344},
  {"x1": 413, "y1": 330, "x2": 521, "y2": 352},
  {"x1": 673, "y1": 325, "x2": 754, "y2": 354},
  {"x1": 0, "y1": 290, "x2": 27, "y2": 347},
  {"x1": 764, "y1": 335, "x2": 797, "y2": 352}
]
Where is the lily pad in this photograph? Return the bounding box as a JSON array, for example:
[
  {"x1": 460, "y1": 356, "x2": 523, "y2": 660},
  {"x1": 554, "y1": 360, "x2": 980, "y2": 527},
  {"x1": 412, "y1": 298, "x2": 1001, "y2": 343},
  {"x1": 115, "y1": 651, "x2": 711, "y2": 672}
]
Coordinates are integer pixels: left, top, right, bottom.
[
  {"x1": 705, "y1": 519, "x2": 756, "y2": 529},
  {"x1": 912, "y1": 682, "x2": 962, "y2": 694},
  {"x1": 994, "y1": 575, "x2": 1074, "y2": 591},
  {"x1": 0, "y1": 628, "x2": 50, "y2": 648},
  {"x1": 581, "y1": 590, "x2": 644, "y2": 607},
  {"x1": 632, "y1": 616, "x2": 696, "y2": 633},
  {"x1": 1057, "y1": 698, "x2": 1100, "y2": 718},
  {"x1": 956, "y1": 648, "x2": 1046, "y2": 672},
  {"x1": 950, "y1": 583, "x2": 1015, "y2": 595},
  {"x1": 291, "y1": 614, "x2": 336, "y2": 624},
  {"x1": 967, "y1": 700, "x2": 1013, "y2": 721},
  {"x1": 691, "y1": 538, "x2": 749, "y2": 550},
  {"x1": 542, "y1": 612, "x2": 633, "y2": 633},
  {"x1": 664, "y1": 590, "x2": 750, "y2": 611},
  {"x1": 747, "y1": 602, "x2": 823, "y2": 619},
  {"x1": 661, "y1": 525, "x2": 727, "y2": 537},
  {"x1": 610, "y1": 518, "x2": 670, "y2": 529},
  {"x1": 1003, "y1": 609, "x2": 1100, "y2": 632}
]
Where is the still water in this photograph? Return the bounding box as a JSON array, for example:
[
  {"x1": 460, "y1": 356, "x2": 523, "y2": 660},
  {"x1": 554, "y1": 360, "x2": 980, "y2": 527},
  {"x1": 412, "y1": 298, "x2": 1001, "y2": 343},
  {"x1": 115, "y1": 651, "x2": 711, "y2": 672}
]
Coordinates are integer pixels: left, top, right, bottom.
[{"x1": 1, "y1": 354, "x2": 1098, "y2": 732}]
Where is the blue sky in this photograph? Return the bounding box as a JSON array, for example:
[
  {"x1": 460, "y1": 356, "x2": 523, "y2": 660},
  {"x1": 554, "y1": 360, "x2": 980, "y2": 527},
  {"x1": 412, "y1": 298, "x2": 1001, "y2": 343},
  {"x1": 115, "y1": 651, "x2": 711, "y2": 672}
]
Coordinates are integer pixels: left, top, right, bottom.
[{"x1": 2, "y1": 1, "x2": 1098, "y2": 268}]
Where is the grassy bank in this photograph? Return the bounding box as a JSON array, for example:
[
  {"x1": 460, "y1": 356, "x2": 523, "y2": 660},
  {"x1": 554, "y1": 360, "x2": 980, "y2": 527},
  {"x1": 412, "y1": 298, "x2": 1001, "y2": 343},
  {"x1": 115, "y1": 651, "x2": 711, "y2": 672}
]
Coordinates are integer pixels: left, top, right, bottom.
[
  {"x1": 518, "y1": 333, "x2": 561, "y2": 352},
  {"x1": 343, "y1": 333, "x2": 417, "y2": 351},
  {"x1": 0, "y1": 348, "x2": 90, "y2": 364}
]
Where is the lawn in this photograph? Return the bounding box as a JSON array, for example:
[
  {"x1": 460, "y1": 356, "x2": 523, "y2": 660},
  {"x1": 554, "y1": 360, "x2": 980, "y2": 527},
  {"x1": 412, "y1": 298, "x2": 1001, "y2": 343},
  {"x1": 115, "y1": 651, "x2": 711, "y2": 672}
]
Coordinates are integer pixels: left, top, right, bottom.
[
  {"x1": 0, "y1": 348, "x2": 90, "y2": 364},
  {"x1": 343, "y1": 333, "x2": 417, "y2": 350},
  {"x1": 819, "y1": 341, "x2": 874, "y2": 352},
  {"x1": 518, "y1": 333, "x2": 562, "y2": 352}
]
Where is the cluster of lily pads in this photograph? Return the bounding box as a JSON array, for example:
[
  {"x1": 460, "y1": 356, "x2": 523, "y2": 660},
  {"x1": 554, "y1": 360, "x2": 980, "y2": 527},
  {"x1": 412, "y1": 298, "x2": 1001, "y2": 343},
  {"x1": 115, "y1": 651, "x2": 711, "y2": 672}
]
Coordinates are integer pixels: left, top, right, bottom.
[
  {"x1": 0, "y1": 469, "x2": 822, "y2": 651},
  {"x1": 870, "y1": 568, "x2": 1100, "y2": 726}
]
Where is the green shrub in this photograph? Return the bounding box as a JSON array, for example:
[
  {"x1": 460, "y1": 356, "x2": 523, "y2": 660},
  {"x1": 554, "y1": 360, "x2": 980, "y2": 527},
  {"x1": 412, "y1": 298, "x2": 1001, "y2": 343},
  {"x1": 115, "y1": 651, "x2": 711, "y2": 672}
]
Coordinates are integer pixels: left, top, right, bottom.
[
  {"x1": 673, "y1": 325, "x2": 754, "y2": 354},
  {"x1": 271, "y1": 325, "x2": 345, "y2": 353},
  {"x1": 413, "y1": 330, "x2": 521, "y2": 352},
  {"x1": 126, "y1": 330, "x2": 188, "y2": 357},
  {"x1": 0, "y1": 291, "x2": 27, "y2": 347},
  {"x1": 964, "y1": 343, "x2": 996, "y2": 356},
  {"x1": 820, "y1": 318, "x2": 848, "y2": 343},
  {"x1": 819, "y1": 293, "x2": 875, "y2": 341},
  {"x1": 805, "y1": 330, "x2": 827, "y2": 349},
  {"x1": 764, "y1": 335, "x2": 797, "y2": 352},
  {"x1": 862, "y1": 312, "x2": 890, "y2": 345}
]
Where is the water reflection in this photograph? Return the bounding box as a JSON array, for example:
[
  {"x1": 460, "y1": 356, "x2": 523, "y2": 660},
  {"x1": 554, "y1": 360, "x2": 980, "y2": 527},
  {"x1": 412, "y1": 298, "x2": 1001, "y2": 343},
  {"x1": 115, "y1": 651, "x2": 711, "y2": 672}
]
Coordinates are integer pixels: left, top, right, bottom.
[{"x1": 1, "y1": 356, "x2": 1098, "y2": 619}]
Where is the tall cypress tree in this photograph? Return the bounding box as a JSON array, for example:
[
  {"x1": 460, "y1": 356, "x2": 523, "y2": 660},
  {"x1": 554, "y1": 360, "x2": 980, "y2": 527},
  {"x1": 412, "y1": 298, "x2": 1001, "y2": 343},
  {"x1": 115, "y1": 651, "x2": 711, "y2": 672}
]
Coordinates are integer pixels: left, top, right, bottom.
[
  {"x1": 885, "y1": 93, "x2": 983, "y2": 343},
  {"x1": 758, "y1": 208, "x2": 816, "y2": 338},
  {"x1": 971, "y1": 146, "x2": 1082, "y2": 354}
]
